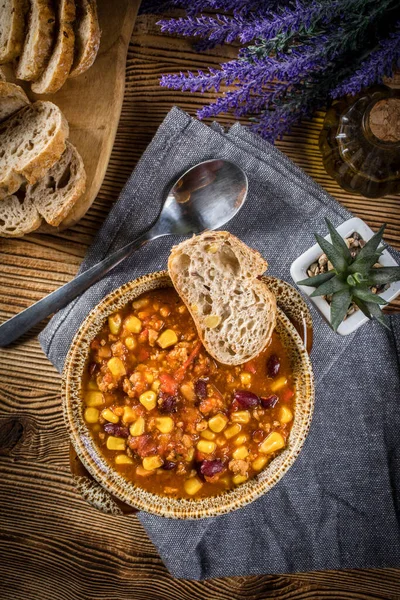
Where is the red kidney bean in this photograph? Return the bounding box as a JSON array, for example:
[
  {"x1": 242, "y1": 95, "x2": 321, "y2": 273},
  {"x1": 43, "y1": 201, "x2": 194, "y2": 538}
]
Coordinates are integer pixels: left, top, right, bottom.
[
  {"x1": 103, "y1": 423, "x2": 129, "y2": 437},
  {"x1": 261, "y1": 394, "x2": 279, "y2": 409},
  {"x1": 234, "y1": 390, "x2": 260, "y2": 408},
  {"x1": 159, "y1": 394, "x2": 178, "y2": 413},
  {"x1": 162, "y1": 461, "x2": 177, "y2": 470},
  {"x1": 195, "y1": 378, "x2": 208, "y2": 400},
  {"x1": 267, "y1": 354, "x2": 280, "y2": 377},
  {"x1": 199, "y1": 459, "x2": 225, "y2": 478},
  {"x1": 252, "y1": 429, "x2": 265, "y2": 443}
]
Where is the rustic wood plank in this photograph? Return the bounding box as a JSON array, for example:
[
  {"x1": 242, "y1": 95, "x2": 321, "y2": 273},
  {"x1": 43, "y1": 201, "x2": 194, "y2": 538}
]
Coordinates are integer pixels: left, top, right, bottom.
[{"x1": 1, "y1": 11, "x2": 400, "y2": 600}]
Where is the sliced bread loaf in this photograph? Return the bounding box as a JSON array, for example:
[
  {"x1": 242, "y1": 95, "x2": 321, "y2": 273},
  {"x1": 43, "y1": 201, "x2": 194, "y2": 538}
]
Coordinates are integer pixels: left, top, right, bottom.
[
  {"x1": 0, "y1": 81, "x2": 30, "y2": 122},
  {"x1": 0, "y1": 0, "x2": 27, "y2": 64},
  {"x1": 0, "y1": 100, "x2": 69, "y2": 199},
  {"x1": 31, "y1": 0, "x2": 76, "y2": 94},
  {"x1": 15, "y1": 0, "x2": 55, "y2": 81},
  {"x1": 69, "y1": 0, "x2": 100, "y2": 78},
  {"x1": 168, "y1": 231, "x2": 277, "y2": 366},
  {"x1": 0, "y1": 142, "x2": 86, "y2": 236}
]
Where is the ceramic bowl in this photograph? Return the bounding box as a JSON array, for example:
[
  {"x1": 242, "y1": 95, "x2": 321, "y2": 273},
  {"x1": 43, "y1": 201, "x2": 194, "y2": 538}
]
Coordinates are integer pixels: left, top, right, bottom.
[{"x1": 62, "y1": 271, "x2": 315, "y2": 519}]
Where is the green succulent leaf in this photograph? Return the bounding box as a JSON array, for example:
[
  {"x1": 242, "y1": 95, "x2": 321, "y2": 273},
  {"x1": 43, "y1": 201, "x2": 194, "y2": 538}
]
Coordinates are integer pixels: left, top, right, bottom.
[
  {"x1": 355, "y1": 225, "x2": 385, "y2": 262},
  {"x1": 352, "y1": 287, "x2": 387, "y2": 305},
  {"x1": 297, "y1": 271, "x2": 335, "y2": 287},
  {"x1": 330, "y1": 288, "x2": 352, "y2": 332},
  {"x1": 363, "y1": 301, "x2": 390, "y2": 330},
  {"x1": 325, "y1": 218, "x2": 352, "y2": 262},
  {"x1": 315, "y1": 233, "x2": 348, "y2": 272},
  {"x1": 310, "y1": 275, "x2": 348, "y2": 297},
  {"x1": 348, "y1": 253, "x2": 384, "y2": 275},
  {"x1": 367, "y1": 267, "x2": 400, "y2": 286},
  {"x1": 353, "y1": 297, "x2": 372, "y2": 319}
]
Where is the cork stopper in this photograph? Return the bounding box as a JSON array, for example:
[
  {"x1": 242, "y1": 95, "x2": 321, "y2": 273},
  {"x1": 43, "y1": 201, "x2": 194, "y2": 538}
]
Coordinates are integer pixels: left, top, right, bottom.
[{"x1": 369, "y1": 98, "x2": 400, "y2": 142}]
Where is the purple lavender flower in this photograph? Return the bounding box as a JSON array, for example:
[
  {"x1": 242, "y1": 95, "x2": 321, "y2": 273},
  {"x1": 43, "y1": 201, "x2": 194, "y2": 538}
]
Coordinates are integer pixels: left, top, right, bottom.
[{"x1": 332, "y1": 22, "x2": 400, "y2": 97}]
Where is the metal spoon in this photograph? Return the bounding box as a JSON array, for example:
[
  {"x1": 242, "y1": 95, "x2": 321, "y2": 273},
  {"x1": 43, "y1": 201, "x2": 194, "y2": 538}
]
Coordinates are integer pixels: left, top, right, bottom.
[{"x1": 0, "y1": 159, "x2": 248, "y2": 346}]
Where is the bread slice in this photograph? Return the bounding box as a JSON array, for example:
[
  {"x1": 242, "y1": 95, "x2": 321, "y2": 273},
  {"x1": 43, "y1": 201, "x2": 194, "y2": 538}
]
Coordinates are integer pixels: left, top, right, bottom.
[
  {"x1": 0, "y1": 81, "x2": 30, "y2": 122},
  {"x1": 168, "y1": 231, "x2": 277, "y2": 366},
  {"x1": 28, "y1": 141, "x2": 86, "y2": 226},
  {"x1": 0, "y1": 142, "x2": 86, "y2": 236},
  {"x1": 69, "y1": 0, "x2": 100, "y2": 78},
  {"x1": 0, "y1": 0, "x2": 27, "y2": 64},
  {"x1": 31, "y1": 0, "x2": 76, "y2": 94},
  {"x1": 0, "y1": 100, "x2": 69, "y2": 199},
  {"x1": 0, "y1": 68, "x2": 6, "y2": 81},
  {"x1": 0, "y1": 186, "x2": 42, "y2": 236},
  {"x1": 15, "y1": 0, "x2": 55, "y2": 81}
]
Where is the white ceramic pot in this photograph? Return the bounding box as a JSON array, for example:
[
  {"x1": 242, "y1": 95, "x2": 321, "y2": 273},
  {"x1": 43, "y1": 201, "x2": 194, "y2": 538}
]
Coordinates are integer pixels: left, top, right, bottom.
[{"x1": 290, "y1": 217, "x2": 400, "y2": 335}]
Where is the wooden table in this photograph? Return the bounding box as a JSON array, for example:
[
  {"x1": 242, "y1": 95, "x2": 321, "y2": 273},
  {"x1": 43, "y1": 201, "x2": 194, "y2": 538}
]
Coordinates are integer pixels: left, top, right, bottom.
[{"x1": 1, "y1": 13, "x2": 400, "y2": 600}]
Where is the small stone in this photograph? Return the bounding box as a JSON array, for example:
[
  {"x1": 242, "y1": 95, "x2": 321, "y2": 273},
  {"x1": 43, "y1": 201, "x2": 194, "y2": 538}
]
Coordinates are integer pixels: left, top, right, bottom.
[
  {"x1": 310, "y1": 262, "x2": 319, "y2": 274},
  {"x1": 353, "y1": 232, "x2": 361, "y2": 240},
  {"x1": 345, "y1": 238, "x2": 353, "y2": 247},
  {"x1": 359, "y1": 239, "x2": 366, "y2": 248},
  {"x1": 371, "y1": 286, "x2": 377, "y2": 294},
  {"x1": 327, "y1": 261, "x2": 334, "y2": 271},
  {"x1": 318, "y1": 253, "x2": 328, "y2": 267},
  {"x1": 307, "y1": 269, "x2": 314, "y2": 277}
]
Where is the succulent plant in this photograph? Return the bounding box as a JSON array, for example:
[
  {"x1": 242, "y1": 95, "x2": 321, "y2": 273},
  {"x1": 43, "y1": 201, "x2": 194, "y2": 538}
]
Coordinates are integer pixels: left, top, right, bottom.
[{"x1": 298, "y1": 219, "x2": 400, "y2": 331}]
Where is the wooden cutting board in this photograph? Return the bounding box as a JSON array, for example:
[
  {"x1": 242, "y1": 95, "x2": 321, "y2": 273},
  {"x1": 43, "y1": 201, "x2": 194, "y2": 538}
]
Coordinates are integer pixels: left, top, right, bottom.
[{"x1": 3, "y1": 0, "x2": 141, "y2": 231}]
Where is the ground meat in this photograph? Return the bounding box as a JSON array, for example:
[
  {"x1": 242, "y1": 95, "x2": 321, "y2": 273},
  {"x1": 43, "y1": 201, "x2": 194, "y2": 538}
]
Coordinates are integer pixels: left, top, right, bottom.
[
  {"x1": 198, "y1": 395, "x2": 224, "y2": 416},
  {"x1": 148, "y1": 329, "x2": 159, "y2": 346},
  {"x1": 97, "y1": 369, "x2": 118, "y2": 392},
  {"x1": 167, "y1": 344, "x2": 189, "y2": 369},
  {"x1": 229, "y1": 459, "x2": 249, "y2": 476},
  {"x1": 128, "y1": 434, "x2": 158, "y2": 458},
  {"x1": 123, "y1": 371, "x2": 147, "y2": 398},
  {"x1": 111, "y1": 341, "x2": 126, "y2": 357}
]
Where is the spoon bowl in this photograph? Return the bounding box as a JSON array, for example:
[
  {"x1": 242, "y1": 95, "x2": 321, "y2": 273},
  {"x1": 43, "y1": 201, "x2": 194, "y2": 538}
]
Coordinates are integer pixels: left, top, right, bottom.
[{"x1": 0, "y1": 159, "x2": 248, "y2": 346}]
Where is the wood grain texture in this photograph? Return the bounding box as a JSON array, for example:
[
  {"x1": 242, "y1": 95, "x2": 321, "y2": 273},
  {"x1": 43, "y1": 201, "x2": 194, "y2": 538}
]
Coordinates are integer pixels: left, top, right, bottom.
[{"x1": 1, "y1": 11, "x2": 400, "y2": 600}]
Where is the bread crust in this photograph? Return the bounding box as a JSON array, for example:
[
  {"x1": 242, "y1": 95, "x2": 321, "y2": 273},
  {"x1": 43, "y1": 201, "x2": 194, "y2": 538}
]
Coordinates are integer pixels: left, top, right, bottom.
[
  {"x1": 15, "y1": 0, "x2": 56, "y2": 81},
  {"x1": 0, "y1": 81, "x2": 30, "y2": 122},
  {"x1": 69, "y1": 0, "x2": 101, "y2": 78},
  {"x1": 168, "y1": 231, "x2": 277, "y2": 366},
  {"x1": 0, "y1": 0, "x2": 27, "y2": 63},
  {"x1": 31, "y1": 0, "x2": 76, "y2": 94}
]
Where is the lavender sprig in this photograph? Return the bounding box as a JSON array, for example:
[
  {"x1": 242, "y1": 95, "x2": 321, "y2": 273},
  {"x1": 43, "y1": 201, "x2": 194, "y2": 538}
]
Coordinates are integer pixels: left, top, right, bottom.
[{"x1": 332, "y1": 22, "x2": 400, "y2": 97}]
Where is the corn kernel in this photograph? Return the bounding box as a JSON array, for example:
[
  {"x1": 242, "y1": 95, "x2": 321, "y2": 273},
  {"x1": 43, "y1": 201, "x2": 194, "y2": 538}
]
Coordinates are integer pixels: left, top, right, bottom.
[
  {"x1": 84, "y1": 407, "x2": 99, "y2": 423},
  {"x1": 122, "y1": 406, "x2": 137, "y2": 424},
  {"x1": 177, "y1": 305, "x2": 187, "y2": 314},
  {"x1": 139, "y1": 390, "x2": 157, "y2": 411},
  {"x1": 153, "y1": 301, "x2": 160, "y2": 310},
  {"x1": 208, "y1": 413, "x2": 229, "y2": 433},
  {"x1": 252, "y1": 456, "x2": 269, "y2": 471},
  {"x1": 159, "y1": 306, "x2": 170, "y2": 318},
  {"x1": 101, "y1": 408, "x2": 119, "y2": 423},
  {"x1": 108, "y1": 313, "x2": 122, "y2": 335},
  {"x1": 107, "y1": 357, "x2": 126, "y2": 378},
  {"x1": 240, "y1": 372, "x2": 252, "y2": 385},
  {"x1": 232, "y1": 474, "x2": 248, "y2": 485},
  {"x1": 142, "y1": 455, "x2": 163, "y2": 471},
  {"x1": 270, "y1": 376, "x2": 288, "y2": 392},
  {"x1": 220, "y1": 476, "x2": 231, "y2": 486},
  {"x1": 204, "y1": 315, "x2": 221, "y2": 329},
  {"x1": 196, "y1": 440, "x2": 216, "y2": 454},
  {"x1": 279, "y1": 406, "x2": 293, "y2": 424},
  {"x1": 234, "y1": 434, "x2": 249, "y2": 446},
  {"x1": 259, "y1": 431, "x2": 286, "y2": 454},
  {"x1": 151, "y1": 379, "x2": 161, "y2": 392},
  {"x1": 87, "y1": 379, "x2": 99, "y2": 391},
  {"x1": 201, "y1": 429, "x2": 216, "y2": 440},
  {"x1": 136, "y1": 465, "x2": 153, "y2": 477},
  {"x1": 231, "y1": 411, "x2": 251, "y2": 424},
  {"x1": 232, "y1": 445, "x2": 249, "y2": 460},
  {"x1": 114, "y1": 406, "x2": 124, "y2": 417},
  {"x1": 155, "y1": 416, "x2": 174, "y2": 433},
  {"x1": 115, "y1": 454, "x2": 133, "y2": 465},
  {"x1": 180, "y1": 383, "x2": 195, "y2": 402},
  {"x1": 186, "y1": 448, "x2": 195, "y2": 462},
  {"x1": 132, "y1": 297, "x2": 150, "y2": 310},
  {"x1": 124, "y1": 315, "x2": 142, "y2": 334},
  {"x1": 106, "y1": 436, "x2": 126, "y2": 451},
  {"x1": 184, "y1": 476, "x2": 203, "y2": 495},
  {"x1": 144, "y1": 371, "x2": 154, "y2": 384},
  {"x1": 85, "y1": 391, "x2": 104, "y2": 407},
  {"x1": 125, "y1": 336, "x2": 137, "y2": 350},
  {"x1": 157, "y1": 329, "x2": 178, "y2": 349},
  {"x1": 224, "y1": 423, "x2": 241, "y2": 439},
  {"x1": 129, "y1": 416, "x2": 145, "y2": 436}
]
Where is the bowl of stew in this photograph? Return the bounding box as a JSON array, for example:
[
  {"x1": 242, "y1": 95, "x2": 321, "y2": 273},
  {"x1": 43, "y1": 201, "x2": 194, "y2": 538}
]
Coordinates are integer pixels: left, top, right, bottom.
[{"x1": 62, "y1": 271, "x2": 314, "y2": 519}]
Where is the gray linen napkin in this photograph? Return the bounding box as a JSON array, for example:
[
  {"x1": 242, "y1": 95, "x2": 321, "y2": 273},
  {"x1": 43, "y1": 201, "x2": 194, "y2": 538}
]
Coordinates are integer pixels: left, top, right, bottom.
[{"x1": 39, "y1": 106, "x2": 400, "y2": 580}]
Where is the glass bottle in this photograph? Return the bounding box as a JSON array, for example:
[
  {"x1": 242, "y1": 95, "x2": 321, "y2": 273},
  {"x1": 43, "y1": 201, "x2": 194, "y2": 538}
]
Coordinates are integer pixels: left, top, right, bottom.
[{"x1": 319, "y1": 85, "x2": 400, "y2": 198}]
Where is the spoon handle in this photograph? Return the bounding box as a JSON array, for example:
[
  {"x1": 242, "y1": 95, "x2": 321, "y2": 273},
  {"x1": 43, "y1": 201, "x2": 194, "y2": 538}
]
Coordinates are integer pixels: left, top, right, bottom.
[{"x1": 0, "y1": 229, "x2": 161, "y2": 347}]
